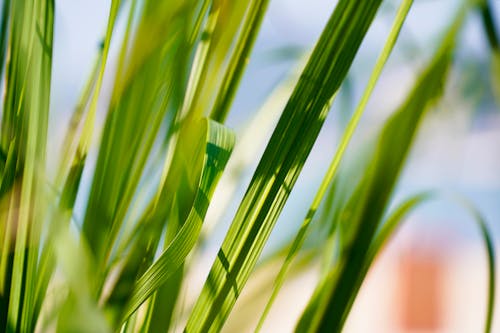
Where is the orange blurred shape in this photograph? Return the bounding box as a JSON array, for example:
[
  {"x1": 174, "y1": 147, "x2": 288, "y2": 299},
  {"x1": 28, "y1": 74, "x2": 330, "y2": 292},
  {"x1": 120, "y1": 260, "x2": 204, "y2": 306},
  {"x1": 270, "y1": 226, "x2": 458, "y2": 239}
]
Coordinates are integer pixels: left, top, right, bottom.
[{"x1": 397, "y1": 249, "x2": 443, "y2": 332}]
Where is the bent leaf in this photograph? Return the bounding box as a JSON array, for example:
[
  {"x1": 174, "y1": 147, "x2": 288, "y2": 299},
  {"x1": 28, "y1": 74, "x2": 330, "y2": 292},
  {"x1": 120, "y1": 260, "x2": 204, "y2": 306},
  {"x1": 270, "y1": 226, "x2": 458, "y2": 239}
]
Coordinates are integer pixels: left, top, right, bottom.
[
  {"x1": 365, "y1": 192, "x2": 495, "y2": 333},
  {"x1": 106, "y1": 118, "x2": 235, "y2": 322}
]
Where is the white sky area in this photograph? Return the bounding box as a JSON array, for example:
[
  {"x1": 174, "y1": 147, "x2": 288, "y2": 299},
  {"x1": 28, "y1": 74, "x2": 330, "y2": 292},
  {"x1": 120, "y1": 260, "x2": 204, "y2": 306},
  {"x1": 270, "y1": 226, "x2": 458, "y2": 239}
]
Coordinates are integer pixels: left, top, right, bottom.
[{"x1": 48, "y1": 1, "x2": 500, "y2": 251}]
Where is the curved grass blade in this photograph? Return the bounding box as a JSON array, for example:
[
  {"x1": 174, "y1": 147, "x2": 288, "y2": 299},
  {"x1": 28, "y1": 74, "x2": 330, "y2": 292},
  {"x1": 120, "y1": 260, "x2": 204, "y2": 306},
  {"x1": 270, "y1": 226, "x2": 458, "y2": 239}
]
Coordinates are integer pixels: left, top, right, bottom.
[
  {"x1": 117, "y1": 118, "x2": 235, "y2": 321},
  {"x1": 359, "y1": 191, "x2": 495, "y2": 333},
  {"x1": 254, "y1": 1, "x2": 413, "y2": 329},
  {"x1": 184, "y1": 1, "x2": 384, "y2": 332},
  {"x1": 295, "y1": 7, "x2": 466, "y2": 332},
  {"x1": 109, "y1": 1, "x2": 270, "y2": 324}
]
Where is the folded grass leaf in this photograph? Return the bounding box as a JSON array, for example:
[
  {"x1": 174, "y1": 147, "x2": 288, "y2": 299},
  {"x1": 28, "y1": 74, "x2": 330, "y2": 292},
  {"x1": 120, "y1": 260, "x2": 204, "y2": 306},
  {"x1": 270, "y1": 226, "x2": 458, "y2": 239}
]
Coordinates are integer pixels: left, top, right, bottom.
[{"x1": 104, "y1": 118, "x2": 235, "y2": 325}]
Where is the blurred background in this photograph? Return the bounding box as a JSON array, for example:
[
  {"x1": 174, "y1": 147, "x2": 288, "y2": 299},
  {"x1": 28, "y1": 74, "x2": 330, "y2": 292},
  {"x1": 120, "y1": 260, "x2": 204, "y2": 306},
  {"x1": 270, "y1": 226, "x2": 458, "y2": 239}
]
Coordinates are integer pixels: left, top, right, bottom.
[{"x1": 50, "y1": 1, "x2": 499, "y2": 332}]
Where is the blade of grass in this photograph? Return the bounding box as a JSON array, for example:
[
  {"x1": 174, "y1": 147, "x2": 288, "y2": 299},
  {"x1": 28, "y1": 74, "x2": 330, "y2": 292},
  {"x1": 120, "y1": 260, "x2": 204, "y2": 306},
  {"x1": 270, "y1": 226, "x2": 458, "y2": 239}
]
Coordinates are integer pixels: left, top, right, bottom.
[
  {"x1": 59, "y1": 0, "x2": 120, "y2": 214},
  {"x1": 203, "y1": 69, "x2": 299, "y2": 236},
  {"x1": 479, "y1": 0, "x2": 499, "y2": 51},
  {"x1": 181, "y1": 0, "x2": 253, "y2": 121},
  {"x1": 32, "y1": 3, "x2": 132, "y2": 328},
  {"x1": 114, "y1": 118, "x2": 234, "y2": 322},
  {"x1": 210, "y1": 0, "x2": 270, "y2": 122},
  {"x1": 27, "y1": 2, "x2": 121, "y2": 329},
  {"x1": 130, "y1": 117, "x2": 234, "y2": 333},
  {"x1": 184, "y1": 1, "x2": 384, "y2": 332},
  {"x1": 477, "y1": 0, "x2": 500, "y2": 106},
  {"x1": 144, "y1": 1, "x2": 274, "y2": 323},
  {"x1": 295, "y1": 7, "x2": 466, "y2": 331},
  {"x1": 478, "y1": 0, "x2": 500, "y2": 106},
  {"x1": 2, "y1": 0, "x2": 54, "y2": 331},
  {"x1": 82, "y1": 0, "x2": 197, "y2": 272},
  {"x1": 0, "y1": 0, "x2": 11, "y2": 83},
  {"x1": 362, "y1": 191, "x2": 495, "y2": 333},
  {"x1": 254, "y1": 1, "x2": 413, "y2": 329}
]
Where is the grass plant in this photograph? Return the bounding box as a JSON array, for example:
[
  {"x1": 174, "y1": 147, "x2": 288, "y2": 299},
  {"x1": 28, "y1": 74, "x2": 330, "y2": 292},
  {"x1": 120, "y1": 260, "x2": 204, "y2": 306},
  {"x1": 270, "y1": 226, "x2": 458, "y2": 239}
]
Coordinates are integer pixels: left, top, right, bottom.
[{"x1": 0, "y1": 0, "x2": 497, "y2": 332}]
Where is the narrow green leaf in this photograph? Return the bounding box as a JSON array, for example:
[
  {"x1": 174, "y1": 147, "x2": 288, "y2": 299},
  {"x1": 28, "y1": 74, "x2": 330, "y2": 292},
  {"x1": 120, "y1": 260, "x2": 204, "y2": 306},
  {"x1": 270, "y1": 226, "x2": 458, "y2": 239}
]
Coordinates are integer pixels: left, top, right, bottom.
[
  {"x1": 118, "y1": 118, "x2": 235, "y2": 321},
  {"x1": 479, "y1": 0, "x2": 499, "y2": 51},
  {"x1": 210, "y1": 0, "x2": 270, "y2": 122},
  {"x1": 32, "y1": 3, "x2": 132, "y2": 329},
  {"x1": 59, "y1": 0, "x2": 121, "y2": 214},
  {"x1": 255, "y1": 1, "x2": 413, "y2": 329},
  {"x1": 296, "y1": 8, "x2": 465, "y2": 331},
  {"x1": 362, "y1": 192, "x2": 495, "y2": 333},
  {"x1": 491, "y1": 49, "x2": 500, "y2": 106},
  {"x1": 2, "y1": 0, "x2": 54, "y2": 331},
  {"x1": 82, "y1": 0, "x2": 197, "y2": 271},
  {"x1": 185, "y1": 1, "x2": 384, "y2": 332},
  {"x1": 0, "y1": 0, "x2": 11, "y2": 82}
]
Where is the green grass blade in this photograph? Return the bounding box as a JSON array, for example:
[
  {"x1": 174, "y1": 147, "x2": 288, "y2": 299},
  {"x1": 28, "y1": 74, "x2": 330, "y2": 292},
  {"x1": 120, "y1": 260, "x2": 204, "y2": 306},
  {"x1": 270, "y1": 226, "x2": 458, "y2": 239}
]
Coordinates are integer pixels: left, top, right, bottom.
[
  {"x1": 176, "y1": 1, "x2": 221, "y2": 122},
  {"x1": 478, "y1": 1, "x2": 500, "y2": 105},
  {"x1": 295, "y1": 8, "x2": 466, "y2": 332},
  {"x1": 129, "y1": 116, "x2": 234, "y2": 333},
  {"x1": 210, "y1": 0, "x2": 270, "y2": 122},
  {"x1": 0, "y1": 0, "x2": 11, "y2": 82},
  {"x1": 31, "y1": 3, "x2": 132, "y2": 328},
  {"x1": 365, "y1": 192, "x2": 495, "y2": 333},
  {"x1": 184, "y1": 1, "x2": 384, "y2": 332},
  {"x1": 82, "y1": 0, "x2": 196, "y2": 271},
  {"x1": 115, "y1": 119, "x2": 234, "y2": 322},
  {"x1": 479, "y1": 0, "x2": 499, "y2": 51},
  {"x1": 1, "y1": 0, "x2": 54, "y2": 331},
  {"x1": 58, "y1": 0, "x2": 121, "y2": 213},
  {"x1": 204, "y1": 68, "x2": 301, "y2": 236},
  {"x1": 173, "y1": 0, "x2": 267, "y2": 126},
  {"x1": 254, "y1": 1, "x2": 413, "y2": 329}
]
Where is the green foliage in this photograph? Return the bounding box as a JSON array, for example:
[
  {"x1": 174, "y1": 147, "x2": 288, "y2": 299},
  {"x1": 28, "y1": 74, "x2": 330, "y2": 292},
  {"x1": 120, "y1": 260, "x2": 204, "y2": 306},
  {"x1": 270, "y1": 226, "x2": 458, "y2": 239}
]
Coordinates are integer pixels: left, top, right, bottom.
[{"x1": 0, "y1": 0, "x2": 497, "y2": 332}]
